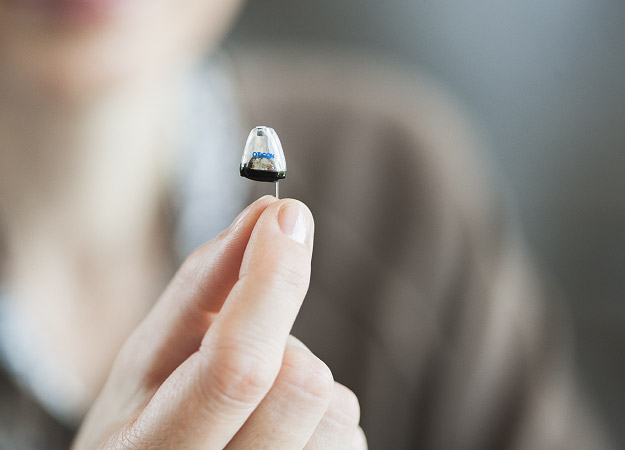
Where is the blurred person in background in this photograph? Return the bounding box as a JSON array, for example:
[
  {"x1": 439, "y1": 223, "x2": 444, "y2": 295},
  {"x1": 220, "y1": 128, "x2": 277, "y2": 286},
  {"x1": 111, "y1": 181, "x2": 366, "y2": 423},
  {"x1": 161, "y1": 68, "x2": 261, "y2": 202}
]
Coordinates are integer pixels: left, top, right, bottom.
[{"x1": 0, "y1": 0, "x2": 612, "y2": 449}]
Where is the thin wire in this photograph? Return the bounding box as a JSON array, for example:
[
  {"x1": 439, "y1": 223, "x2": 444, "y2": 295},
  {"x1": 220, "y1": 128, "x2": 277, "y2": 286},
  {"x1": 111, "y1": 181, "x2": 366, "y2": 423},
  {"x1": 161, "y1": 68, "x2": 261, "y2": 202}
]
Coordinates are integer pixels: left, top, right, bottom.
[{"x1": 275, "y1": 181, "x2": 280, "y2": 199}]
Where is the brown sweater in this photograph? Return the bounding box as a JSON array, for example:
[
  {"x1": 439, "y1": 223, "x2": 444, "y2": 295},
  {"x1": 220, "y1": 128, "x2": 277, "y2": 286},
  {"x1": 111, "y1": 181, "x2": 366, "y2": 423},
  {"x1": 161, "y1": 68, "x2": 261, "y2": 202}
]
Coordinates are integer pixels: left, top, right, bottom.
[{"x1": 0, "y1": 45, "x2": 610, "y2": 449}]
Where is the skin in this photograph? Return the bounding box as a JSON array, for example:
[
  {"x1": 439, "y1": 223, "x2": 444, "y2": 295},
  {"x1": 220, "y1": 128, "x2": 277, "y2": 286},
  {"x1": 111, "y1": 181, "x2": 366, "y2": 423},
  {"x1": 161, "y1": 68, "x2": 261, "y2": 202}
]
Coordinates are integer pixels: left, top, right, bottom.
[
  {"x1": 0, "y1": 0, "x2": 366, "y2": 448},
  {"x1": 73, "y1": 196, "x2": 366, "y2": 449},
  {"x1": 0, "y1": 0, "x2": 245, "y2": 99}
]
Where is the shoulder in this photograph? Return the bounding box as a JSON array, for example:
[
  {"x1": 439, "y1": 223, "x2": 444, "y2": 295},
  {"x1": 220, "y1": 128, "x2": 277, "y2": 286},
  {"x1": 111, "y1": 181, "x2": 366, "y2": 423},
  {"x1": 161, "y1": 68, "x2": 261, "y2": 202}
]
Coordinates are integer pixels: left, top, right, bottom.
[
  {"x1": 226, "y1": 45, "x2": 611, "y2": 450},
  {"x1": 227, "y1": 43, "x2": 502, "y2": 279}
]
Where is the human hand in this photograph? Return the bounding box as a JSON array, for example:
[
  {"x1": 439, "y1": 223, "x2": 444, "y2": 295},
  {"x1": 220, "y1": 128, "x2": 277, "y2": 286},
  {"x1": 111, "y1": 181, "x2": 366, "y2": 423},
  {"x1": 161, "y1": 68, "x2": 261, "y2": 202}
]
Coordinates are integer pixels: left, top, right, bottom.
[{"x1": 72, "y1": 196, "x2": 367, "y2": 449}]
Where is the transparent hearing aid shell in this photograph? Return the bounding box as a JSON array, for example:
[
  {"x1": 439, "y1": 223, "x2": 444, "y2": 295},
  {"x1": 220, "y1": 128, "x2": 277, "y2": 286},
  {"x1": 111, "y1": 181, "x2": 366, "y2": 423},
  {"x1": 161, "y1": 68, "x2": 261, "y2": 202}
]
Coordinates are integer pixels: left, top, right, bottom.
[{"x1": 240, "y1": 126, "x2": 287, "y2": 182}]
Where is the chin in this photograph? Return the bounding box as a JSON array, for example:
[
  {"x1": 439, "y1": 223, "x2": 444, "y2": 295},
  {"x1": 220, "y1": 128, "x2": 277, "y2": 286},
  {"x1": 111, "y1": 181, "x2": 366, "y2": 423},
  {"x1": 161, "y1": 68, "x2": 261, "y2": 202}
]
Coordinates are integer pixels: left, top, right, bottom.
[
  {"x1": 2, "y1": 38, "x2": 198, "y2": 103},
  {"x1": 1, "y1": 38, "x2": 139, "y2": 102},
  {"x1": 0, "y1": 0, "x2": 244, "y2": 102}
]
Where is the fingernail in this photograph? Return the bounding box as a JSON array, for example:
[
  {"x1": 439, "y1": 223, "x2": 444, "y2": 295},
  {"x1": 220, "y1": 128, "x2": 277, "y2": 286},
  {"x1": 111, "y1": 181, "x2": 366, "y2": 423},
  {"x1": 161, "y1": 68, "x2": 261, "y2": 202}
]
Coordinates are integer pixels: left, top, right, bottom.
[{"x1": 278, "y1": 201, "x2": 311, "y2": 245}]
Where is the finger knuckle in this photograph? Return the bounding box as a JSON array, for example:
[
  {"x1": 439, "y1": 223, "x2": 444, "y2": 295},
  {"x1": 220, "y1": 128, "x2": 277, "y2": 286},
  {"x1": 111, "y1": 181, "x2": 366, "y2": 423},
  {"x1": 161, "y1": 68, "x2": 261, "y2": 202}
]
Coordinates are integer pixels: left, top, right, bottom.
[
  {"x1": 109, "y1": 332, "x2": 152, "y2": 386},
  {"x1": 105, "y1": 421, "x2": 144, "y2": 450},
  {"x1": 326, "y1": 383, "x2": 361, "y2": 428},
  {"x1": 239, "y1": 264, "x2": 310, "y2": 310},
  {"x1": 209, "y1": 349, "x2": 278, "y2": 407},
  {"x1": 177, "y1": 243, "x2": 214, "y2": 286},
  {"x1": 353, "y1": 426, "x2": 369, "y2": 450},
  {"x1": 279, "y1": 347, "x2": 335, "y2": 404},
  {"x1": 112, "y1": 333, "x2": 139, "y2": 370},
  {"x1": 270, "y1": 262, "x2": 311, "y2": 295}
]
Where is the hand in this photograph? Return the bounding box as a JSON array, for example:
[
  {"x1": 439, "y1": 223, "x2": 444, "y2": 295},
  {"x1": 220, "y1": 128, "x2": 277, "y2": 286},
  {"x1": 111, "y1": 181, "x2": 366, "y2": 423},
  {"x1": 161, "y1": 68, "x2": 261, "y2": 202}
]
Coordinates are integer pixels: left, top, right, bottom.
[{"x1": 72, "y1": 196, "x2": 367, "y2": 449}]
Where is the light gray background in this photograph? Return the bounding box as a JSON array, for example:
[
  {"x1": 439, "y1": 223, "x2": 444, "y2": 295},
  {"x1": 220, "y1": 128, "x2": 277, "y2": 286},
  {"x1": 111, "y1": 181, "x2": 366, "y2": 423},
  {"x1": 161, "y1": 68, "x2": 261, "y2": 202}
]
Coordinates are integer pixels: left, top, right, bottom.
[{"x1": 229, "y1": 0, "x2": 625, "y2": 445}]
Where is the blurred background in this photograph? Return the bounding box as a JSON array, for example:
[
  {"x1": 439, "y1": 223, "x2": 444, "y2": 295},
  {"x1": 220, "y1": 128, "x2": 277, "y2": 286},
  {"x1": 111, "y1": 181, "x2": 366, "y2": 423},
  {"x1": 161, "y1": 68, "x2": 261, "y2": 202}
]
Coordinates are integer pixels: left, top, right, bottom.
[{"x1": 229, "y1": 0, "x2": 625, "y2": 446}]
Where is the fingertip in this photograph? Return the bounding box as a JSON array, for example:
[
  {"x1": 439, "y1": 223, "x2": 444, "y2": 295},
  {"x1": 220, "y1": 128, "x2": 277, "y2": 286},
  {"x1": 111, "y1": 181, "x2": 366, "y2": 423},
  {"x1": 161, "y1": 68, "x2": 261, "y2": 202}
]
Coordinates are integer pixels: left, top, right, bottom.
[
  {"x1": 227, "y1": 195, "x2": 278, "y2": 236},
  {"x1": 255, "y1": 198, "x2": 314, "y2": 247}
]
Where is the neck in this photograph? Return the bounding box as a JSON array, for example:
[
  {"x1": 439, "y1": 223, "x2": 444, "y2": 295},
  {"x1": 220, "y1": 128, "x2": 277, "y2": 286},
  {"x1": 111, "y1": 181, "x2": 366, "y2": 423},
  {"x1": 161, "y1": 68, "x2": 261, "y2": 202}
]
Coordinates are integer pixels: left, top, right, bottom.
[
  {"x1": 0, "y1": 64, "x2": 200, "y2": 413},
  {"x1": 0, "y1": 68, "x2": 187, "y2": 257}
]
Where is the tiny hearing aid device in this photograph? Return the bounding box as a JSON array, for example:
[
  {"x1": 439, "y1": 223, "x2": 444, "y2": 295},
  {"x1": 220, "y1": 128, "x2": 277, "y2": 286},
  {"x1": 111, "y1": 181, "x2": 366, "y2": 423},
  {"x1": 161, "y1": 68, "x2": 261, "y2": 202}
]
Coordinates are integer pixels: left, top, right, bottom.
[{"x1": 240, "y1": 126, "x2": 286, "y2": 199}]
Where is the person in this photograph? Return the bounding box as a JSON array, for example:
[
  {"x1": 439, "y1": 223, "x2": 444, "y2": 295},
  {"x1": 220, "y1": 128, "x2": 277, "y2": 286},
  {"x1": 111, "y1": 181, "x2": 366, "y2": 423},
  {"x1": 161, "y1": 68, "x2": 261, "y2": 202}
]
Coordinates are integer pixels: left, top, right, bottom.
[{"x1": 0, "y1": 1, "x2": 611, "y2": 449}]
